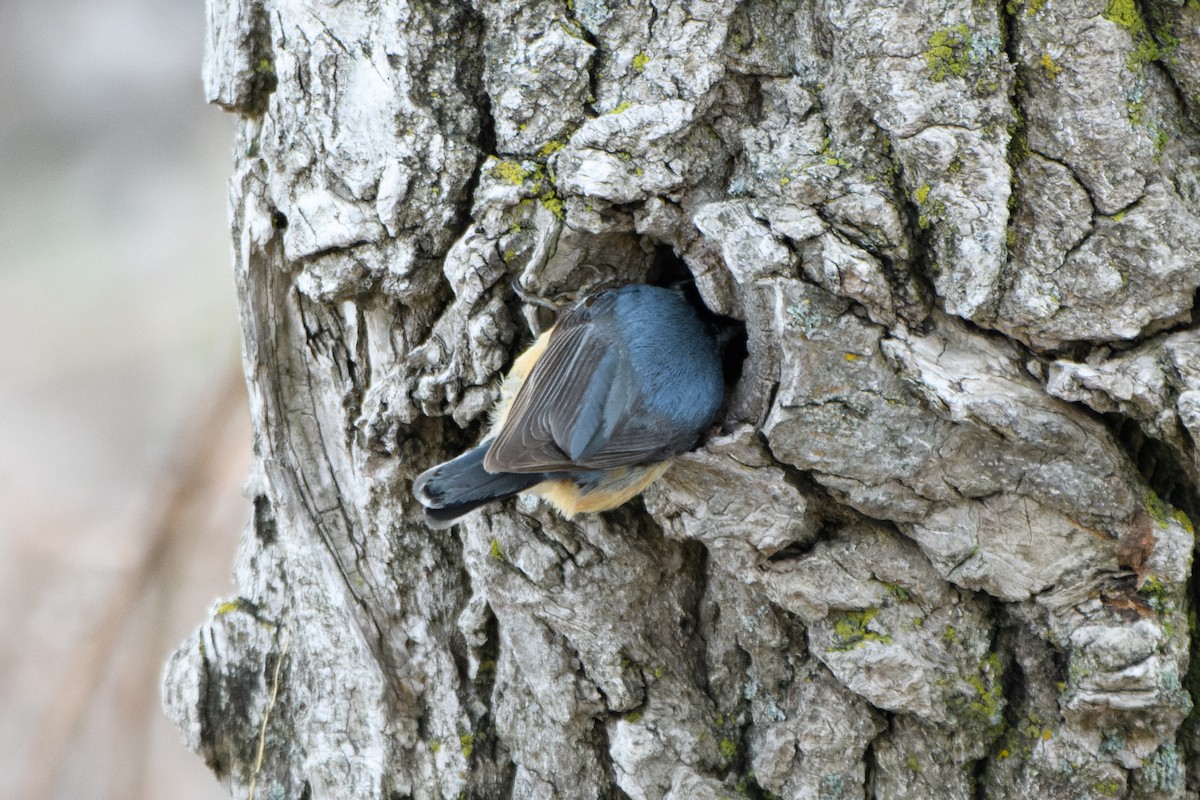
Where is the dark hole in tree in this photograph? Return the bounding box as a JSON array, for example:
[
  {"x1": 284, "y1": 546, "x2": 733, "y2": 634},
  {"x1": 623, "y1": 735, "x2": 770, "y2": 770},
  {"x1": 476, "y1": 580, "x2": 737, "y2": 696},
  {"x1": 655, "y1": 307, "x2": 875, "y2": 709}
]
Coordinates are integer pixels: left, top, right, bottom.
[{"x1": 1104, "y1": 412, "x2": 1199, "y2": 521}]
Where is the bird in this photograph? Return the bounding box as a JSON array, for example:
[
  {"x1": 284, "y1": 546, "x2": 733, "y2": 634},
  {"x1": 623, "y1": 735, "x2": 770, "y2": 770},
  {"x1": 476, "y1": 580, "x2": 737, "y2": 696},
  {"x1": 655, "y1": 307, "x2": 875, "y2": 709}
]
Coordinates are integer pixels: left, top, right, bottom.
[{"x1": 413, "y1": 283, "x2": 729, "y2": 528}]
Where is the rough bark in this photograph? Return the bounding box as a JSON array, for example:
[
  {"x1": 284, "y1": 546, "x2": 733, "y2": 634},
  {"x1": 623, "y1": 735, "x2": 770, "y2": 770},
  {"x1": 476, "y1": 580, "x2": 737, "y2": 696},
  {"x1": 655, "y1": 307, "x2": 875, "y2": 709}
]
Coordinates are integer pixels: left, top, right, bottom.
[{"x1": 167, "y1": 0, "x2": 1200, "y2": 798}]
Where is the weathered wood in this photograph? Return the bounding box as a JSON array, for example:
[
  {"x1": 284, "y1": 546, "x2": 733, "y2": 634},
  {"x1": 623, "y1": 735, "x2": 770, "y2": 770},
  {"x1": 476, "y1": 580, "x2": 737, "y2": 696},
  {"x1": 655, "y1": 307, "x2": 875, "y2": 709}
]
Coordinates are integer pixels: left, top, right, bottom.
[{"x1": 167, "y1": 0, "x2": 1200, "y2": 797}]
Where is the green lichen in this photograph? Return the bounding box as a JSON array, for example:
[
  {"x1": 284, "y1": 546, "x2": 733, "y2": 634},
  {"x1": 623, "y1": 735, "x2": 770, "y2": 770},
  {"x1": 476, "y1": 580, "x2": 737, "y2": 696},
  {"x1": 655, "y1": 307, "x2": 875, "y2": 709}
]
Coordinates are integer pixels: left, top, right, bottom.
[
  {"x1": 925, "y1": 24, "x2": 972, "y2": 81},
  {"x1": 1143, "y1": 743, "x2": 1183, "y2": 791},
  {"x1": 914, "y1": 183, "x2": 932, "y2": 205},
  {"x1": 494, "y1": 160, "x2": 527, "y2": 185},
  {"x1": 1093, "y1": 779, "x2": 1122, "y2": 797},
  {"x1": 459, "y1": 733, "x2": 476, "y2": 759},
  {"x1": 1151, "y1": 125, "x2": 1169, "y2": 157},
  {"x1": 1128, "y1": 92, "x2": 1146, "y2": 126},
  {"x1": 828, "y1": 607, "x2": 892, "y2": 651},
  {"x1": 489, "y1": 538, "x2": 506, "y2": 562},
  {"x1": 632, "y1": 52, "x2": 650, "y2": 71},
  {"x1": 1139, "y1": 574, "x2": 1169, "y2": 605},
  {"x1": 623, "y1": 711, "x2": 643, "y2": 723},
  {"x1": 905, "y1": 755, "x2": 923, "y2": 773},
  {"x1": 215, "y1": 599, "x2": 242, "y2": 615},
  {"x1": 1040, "y1": 53, "x2": 1063, "y2": 80},
  {"x1": 1173, "y1": 508, "x2": 1194, "y2": 534},
  {"x1": 879, "y1": 580, "x2": 912, "y2": 603},
  {"x1": 819, "y1": 136, "x2": 850, "y2": 168},
  {"x1": 719, "y1": 737, "x2": 738, "y2": 761},
  {"x1": 1128, "y1": 36, "x2": 1165, "y2": 71},
  {"x1": 537, "y1": 139, "x2": 565, "y2": 159},
  {"x1": 430, "y1": 738, "x2": 441, "y2": 753},
  {"x1": 963, "y1": 653, "x2": 1005, "y2": 731},
  {"x1": 1067, "y1": 658, "x2": 1093, "y2": 689},
  {"x1": 540, "y1": 191, "x2": 565, "y2": 219},
  {"x1": 942, "y1": 625, "x2": 958, "y2": 645},
  {"x1": 1103, "y1": 0, "x2": 1174, "y2": 72},
  {"x1": 819, "y1": 774, "x2": 845, "y2": 799},
  {"x1": 1104, "y1": 0, "x2": 1142, "y2": 30},
  {"x1": 1144, "y1": 489, "x2": 1169, "y2": 525},
  {"x1": 611, "y1": 100, "x2": 633, "y2": 114},
  {"x1": 557, "y1": 16, "x2": 588, "y2": 42},
  {"x1": 1025, "y1": 0, "x2": 1046, "y2": 15},
  {"x1": 786, "y1": 298, "x2": 828, "y2": 336}
]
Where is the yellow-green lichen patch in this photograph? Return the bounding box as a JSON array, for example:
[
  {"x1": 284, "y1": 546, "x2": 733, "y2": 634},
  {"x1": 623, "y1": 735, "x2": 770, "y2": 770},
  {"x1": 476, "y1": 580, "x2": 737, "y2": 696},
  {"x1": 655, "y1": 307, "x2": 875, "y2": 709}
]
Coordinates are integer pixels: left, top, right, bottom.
[
  {"x1": 818, "y1": 136, "x2": 850, "y2": 169},
  {"x1": 537, "y1": 139, "x2": 565, "y2": 159},
  {"x1": 494, "y1": 160, "x2": 527, "y2": 185},
  {"x1": 215, "y1": 599, "x2": 242, "y2": 615},
  {"x1": 539, "y1": 191, "x2": 564, "y2": 219},
  {"x1": 489, "y1": 538, "x2": 506, "y2": 562},
  {"x1": 719, "y1": 737, "x2": 738, "y2": 761},
  {"x1": 610, "y1": 100, "x2": 633, "y2": 114},
  {"x1": 1103, "y1": 0, "x2": 1174, "y2": 72},
  {"x1": 878, "y1": 580, "x2": 912, "y2": 602},
  {"x1": 1151, "y1": 125, "x2": 1169, "y2": 157},
  {"x1": 963, "y1": 653, "x2": 1005, "y2": 731},
  {"x1": 632, "y1": 52, "x2": 650, "y2": 71},
  {"x1": 1103, "y1": 0, "x2": 1141, "y2": 30},
  {"x1": 459, "y1": 732, "x2": 476, "y2": 758},
  {"x1": 828, "y1": 607, "x2": 893, "y2": 651},
  {"x1": 925, "y1": 24, "x2": 972, "y2": 81},
  {"x1": 1144, "y1": 489, "x2": 1169, "y2": 524},
  {"x1": 1040, "y1": 53, "x2": 1063, "y2": 80},
  {"x1": 914, "y1": 183, "x2": 932, "y2": 205}
]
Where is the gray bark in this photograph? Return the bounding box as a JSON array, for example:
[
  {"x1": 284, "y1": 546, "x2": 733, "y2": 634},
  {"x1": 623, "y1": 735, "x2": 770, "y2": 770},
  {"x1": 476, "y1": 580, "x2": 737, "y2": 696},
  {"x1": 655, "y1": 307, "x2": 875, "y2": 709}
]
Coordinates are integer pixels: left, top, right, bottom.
[{"x1": 167, "y1": 0, "x2": 1200, "y2": 798}]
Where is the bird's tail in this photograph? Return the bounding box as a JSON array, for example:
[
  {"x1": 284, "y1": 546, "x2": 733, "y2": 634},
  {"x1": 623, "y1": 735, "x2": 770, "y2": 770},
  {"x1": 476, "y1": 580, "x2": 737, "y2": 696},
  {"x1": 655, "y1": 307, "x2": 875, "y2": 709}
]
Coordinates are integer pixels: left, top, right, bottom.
[{"x1": 413, "y1": 440, "x2": 544, "y2": 529}]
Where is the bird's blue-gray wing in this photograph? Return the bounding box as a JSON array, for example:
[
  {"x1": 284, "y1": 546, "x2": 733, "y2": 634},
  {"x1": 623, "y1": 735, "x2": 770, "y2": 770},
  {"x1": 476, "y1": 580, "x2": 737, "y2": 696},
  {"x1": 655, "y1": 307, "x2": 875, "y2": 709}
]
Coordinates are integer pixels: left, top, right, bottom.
[{"x1": 483, "y1": 298, "x2": 673, "y2": 473}]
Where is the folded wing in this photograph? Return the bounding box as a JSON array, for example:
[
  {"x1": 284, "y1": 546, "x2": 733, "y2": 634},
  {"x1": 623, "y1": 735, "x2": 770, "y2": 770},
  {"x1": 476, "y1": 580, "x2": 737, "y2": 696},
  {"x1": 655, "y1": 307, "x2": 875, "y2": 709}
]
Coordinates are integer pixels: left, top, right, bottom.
[{"x1": 483, "y1": 294, "x2": 679, "y2": 473}]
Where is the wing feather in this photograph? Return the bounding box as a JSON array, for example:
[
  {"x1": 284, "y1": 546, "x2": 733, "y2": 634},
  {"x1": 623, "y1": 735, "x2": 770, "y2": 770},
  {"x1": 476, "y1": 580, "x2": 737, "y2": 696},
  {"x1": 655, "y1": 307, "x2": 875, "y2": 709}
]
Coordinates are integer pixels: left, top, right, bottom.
[{"x1": 484, "y1": 295, "x2": 680, "y2": 473}]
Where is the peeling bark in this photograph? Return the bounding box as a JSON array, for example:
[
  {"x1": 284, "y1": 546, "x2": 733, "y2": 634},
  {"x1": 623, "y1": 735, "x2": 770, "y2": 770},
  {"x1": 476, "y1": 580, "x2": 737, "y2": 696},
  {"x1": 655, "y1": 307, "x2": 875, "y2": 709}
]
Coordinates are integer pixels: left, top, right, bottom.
[{"x1": 167, "y1": 0, "x2": 1200, "y2": 798}]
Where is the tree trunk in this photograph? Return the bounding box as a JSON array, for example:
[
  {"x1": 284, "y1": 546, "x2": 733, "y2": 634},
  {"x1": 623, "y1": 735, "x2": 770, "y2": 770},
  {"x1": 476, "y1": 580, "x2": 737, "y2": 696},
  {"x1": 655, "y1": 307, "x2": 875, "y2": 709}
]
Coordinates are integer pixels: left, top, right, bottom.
[{"x1": 166, "y1": 0, "x2": 1200, "y2": 797}]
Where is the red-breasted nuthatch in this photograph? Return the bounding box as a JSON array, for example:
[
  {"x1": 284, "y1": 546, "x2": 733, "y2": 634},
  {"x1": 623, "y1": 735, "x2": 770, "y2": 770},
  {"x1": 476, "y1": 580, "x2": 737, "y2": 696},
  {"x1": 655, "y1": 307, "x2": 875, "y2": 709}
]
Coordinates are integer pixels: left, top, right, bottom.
[{"x1": 413, "y1": 283, "x2": 728, "y2": 528}]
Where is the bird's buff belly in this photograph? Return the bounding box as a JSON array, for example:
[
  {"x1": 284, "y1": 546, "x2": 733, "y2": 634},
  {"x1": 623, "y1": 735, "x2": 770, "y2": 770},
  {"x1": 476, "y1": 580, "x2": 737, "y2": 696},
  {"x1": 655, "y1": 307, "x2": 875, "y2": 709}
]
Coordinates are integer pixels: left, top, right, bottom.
[{"x1": 531, "y1": 461, "x2": 671, "y2": 517}]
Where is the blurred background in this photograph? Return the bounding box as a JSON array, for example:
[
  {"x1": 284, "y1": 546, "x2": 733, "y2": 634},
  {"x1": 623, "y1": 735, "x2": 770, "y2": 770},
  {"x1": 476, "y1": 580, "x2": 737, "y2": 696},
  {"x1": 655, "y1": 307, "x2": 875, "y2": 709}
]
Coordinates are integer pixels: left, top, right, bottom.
[{"x1": 0, "y1": 0, "x2": 247, "y2": 798}]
